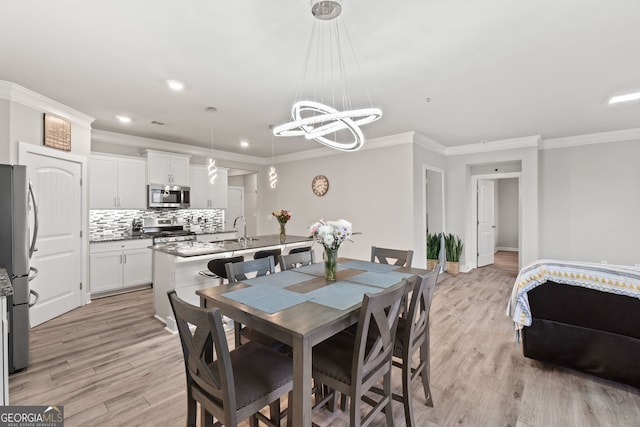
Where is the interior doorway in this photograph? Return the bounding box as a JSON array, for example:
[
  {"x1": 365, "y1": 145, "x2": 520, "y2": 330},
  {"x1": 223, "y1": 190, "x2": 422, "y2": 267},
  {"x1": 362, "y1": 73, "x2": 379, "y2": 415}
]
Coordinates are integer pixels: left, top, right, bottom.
[
  {"x1": 471, "y1": 172, "x2": 521, "y2": 271},
  {"x1": 423, "y1": 165, "x2": 445, "y2": 269}
]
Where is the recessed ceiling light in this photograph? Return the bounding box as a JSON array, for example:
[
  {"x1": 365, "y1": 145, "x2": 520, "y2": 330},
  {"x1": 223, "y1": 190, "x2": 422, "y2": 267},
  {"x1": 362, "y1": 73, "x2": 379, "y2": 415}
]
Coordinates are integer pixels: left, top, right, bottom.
[
  {"x1": 240, "y1": 140, "x2": 250, "y2": 148},
  {"x1": 608, "y1": 92, "x2": 640, "y2": 104},
  {"x1": 166, "y1": 80, "x2": 185, "y2": 91},
  {"x1": 115, "y1": 115, "x2": 131, "y2": 123}
]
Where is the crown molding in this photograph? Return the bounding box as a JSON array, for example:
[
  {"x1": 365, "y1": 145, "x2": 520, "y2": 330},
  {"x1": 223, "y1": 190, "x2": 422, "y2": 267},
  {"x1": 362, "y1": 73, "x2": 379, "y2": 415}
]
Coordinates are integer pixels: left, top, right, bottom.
[
  {"x1": 413, "y1": 132, "x2": 447, "y2": 155},
  {"x1": 445, "y1": 135, "x2": 541, "y2": 156},
  {"x1": 274, "y1": 132, "x2": 416, "y2": 164},
  {"x1": 0, "y1": 80, "x2": 94, "y2": 128},
  {"x1": 540, "y1": 128, "x2": 640, "y2": 150},
  {"x1": 92, "y1": 129, "x2": 267, "y2": 165}
]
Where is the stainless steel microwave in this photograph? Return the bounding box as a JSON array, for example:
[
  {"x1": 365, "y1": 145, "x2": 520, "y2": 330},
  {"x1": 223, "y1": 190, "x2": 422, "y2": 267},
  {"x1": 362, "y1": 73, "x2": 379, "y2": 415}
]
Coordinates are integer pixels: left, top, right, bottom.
[{"x1": 148, "y1": 184, "x2": 190, "y2": 208}]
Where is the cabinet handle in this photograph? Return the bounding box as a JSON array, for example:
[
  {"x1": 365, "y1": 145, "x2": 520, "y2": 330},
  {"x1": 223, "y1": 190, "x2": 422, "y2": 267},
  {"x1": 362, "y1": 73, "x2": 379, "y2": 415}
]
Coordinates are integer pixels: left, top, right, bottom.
[
  {"x1": 120, "y1": 254, "x2": 123, "y2": 264},
  {"x1": 123, "y1": 254, "x2": 127, "y2": 263}
]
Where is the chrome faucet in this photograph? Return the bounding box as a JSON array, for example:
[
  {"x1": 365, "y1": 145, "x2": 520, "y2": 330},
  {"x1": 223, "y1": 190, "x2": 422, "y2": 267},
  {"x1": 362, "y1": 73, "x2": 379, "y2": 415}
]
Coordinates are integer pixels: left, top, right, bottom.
[{"x1": 233, "y1": 215, "x2": 247, "y2": 245}]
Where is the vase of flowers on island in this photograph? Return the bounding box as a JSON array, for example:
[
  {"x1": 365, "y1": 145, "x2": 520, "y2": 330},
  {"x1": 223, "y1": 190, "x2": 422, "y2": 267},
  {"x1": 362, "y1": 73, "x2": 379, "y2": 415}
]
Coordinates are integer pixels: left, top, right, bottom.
[
  {"x1": 272, "y1": 209, "x2": 292, "y2": 243},
  {"x1": 309, "y1": 219, "x2": 353, "y2": 281}
]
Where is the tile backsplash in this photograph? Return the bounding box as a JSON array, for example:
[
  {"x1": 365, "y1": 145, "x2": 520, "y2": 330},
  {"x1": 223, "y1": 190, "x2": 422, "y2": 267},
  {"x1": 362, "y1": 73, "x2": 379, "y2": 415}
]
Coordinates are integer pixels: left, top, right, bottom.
[{"x1": 90, "y1": 209, "x2": 225, "y2": 240}]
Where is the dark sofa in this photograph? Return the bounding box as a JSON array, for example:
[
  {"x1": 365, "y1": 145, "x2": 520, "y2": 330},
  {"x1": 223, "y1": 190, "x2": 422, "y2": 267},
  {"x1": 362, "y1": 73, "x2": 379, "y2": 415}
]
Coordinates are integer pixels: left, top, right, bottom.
[{"x1": 521, "y1": 280, "x2": 640, "y2": 388}]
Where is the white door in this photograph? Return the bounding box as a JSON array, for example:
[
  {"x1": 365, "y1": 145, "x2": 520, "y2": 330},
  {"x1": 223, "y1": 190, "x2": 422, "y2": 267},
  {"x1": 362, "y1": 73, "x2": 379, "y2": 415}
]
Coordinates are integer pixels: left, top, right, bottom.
[
  {"x1": 225, "y1": 186, "x2": 244, "y2": 230},
  {"x1": 477, "y1": 179, "x2": 495, "y2": 267},
  {"x1": 25, "y1": 152, "x2": 83, "y2": 326}
]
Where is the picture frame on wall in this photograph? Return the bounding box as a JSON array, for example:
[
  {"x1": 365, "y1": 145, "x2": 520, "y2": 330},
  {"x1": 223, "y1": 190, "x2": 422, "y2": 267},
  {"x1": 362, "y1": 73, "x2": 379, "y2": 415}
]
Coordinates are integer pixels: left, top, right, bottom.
[{"x1": 43, "y1": 113, "x2": 71, "y2": 151}]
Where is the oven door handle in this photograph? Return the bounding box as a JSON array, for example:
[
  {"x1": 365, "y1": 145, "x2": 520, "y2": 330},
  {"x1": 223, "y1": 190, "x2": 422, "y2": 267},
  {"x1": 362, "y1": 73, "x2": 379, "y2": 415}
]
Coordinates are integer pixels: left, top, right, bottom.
[{"x1": 29, "y1": 289, "x2": 40, "y2": 308}]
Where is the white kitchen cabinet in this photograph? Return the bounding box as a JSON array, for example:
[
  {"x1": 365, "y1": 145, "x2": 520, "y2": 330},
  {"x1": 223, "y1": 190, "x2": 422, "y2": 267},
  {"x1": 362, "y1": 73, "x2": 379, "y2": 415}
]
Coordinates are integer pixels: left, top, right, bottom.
[
  {"x1": 90, "y1": 239, "x2": 152, "y2": 296},
  {"x1": 145, "y1": 150, "x2": 190, "y2": 186},
  {"x1": 1, "y1": 296, "x2": 7, "y2": 405},
  {"x1": 189, "y1": 165, "x2": 228, "y2": 209},
  {"x1": 90, "y1": 155, "x2": 147, "y2": 209}
]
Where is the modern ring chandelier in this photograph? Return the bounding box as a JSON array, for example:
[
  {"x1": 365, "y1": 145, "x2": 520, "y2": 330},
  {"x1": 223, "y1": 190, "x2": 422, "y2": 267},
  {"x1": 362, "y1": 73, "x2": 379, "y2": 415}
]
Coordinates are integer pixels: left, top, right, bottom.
[{"x1": 273, "y1": 0, "x2": 382, "y2": 152}]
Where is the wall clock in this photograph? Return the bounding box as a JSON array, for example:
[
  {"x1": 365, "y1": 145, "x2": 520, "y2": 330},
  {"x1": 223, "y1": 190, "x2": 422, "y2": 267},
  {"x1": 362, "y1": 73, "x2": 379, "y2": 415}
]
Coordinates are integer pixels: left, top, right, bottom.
[{"x1": 312, "y1": 175, "x2": 329, "y2": 197}]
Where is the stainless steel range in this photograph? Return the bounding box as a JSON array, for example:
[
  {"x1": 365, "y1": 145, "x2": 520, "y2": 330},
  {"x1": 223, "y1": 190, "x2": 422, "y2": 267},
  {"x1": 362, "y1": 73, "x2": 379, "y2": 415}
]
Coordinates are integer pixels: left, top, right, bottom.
[{"x1": 143, "y1": 218, "x2": 196, "y2": 245}]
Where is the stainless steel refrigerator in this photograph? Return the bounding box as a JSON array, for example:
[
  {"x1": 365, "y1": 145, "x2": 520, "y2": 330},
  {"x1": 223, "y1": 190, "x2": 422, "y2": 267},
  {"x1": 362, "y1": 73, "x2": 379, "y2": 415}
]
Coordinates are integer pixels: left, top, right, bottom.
[{"x1": 0, "y1": 164, "x2": 39, "y2": 373}]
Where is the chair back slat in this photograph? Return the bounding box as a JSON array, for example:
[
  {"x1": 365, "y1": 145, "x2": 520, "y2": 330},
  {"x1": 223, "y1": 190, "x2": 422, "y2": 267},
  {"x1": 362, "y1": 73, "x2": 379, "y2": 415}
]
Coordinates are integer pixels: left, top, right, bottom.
[
  {"x1": 279, "y1": 250, "x2": 316, "y2": 271},
  {"x1": 406, "y1": 264, "x2": 440, "y2": 353},
  {"x1": 353, "y1": 279, "x2": 408, "y2": 386},
  {"x1": 226, "y1": 256, "x2": 276, "y2": 282},
  {"x1": 168, "y1": 291, "x2": 236, "y2": 412},
  {"x1": 370, "y1": 246, "x2": 414, "y2": 267}
]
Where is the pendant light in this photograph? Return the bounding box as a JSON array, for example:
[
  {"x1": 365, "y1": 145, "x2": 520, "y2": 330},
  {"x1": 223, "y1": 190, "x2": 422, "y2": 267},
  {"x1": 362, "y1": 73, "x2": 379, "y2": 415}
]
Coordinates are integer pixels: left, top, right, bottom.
[
  {"x1": 206, "y1": 106, "x2": 218, "y2": 184},
  {"x1": 268, "y1": 126, "x2": 278, "y2": 189},
  {"x1": 273, "y1": 0, "x2": 382, "y2": 151}
]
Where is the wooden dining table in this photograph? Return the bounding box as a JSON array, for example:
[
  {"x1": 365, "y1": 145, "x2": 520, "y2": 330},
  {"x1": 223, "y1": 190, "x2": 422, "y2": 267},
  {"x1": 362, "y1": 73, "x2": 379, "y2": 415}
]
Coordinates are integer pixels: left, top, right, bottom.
[{"x1": 196, "y1": 257, "x2": 429, "y2": 426}]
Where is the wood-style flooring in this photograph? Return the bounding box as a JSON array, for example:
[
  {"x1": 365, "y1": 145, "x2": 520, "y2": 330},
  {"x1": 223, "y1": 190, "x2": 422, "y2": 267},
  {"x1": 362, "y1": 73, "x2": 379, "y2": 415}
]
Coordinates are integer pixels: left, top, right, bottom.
[{"x1": 9, "y1": 262, "x2": 640, "y2": 426}]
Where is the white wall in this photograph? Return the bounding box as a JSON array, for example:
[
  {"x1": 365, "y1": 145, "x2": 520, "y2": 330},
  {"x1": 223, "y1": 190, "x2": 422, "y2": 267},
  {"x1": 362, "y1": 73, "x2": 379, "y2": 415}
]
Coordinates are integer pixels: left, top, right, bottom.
[
  {"x1": 257, "y1": 142, "x2": 416, "y2": 262},
  {"x1": 497, "y1": 178, "x2": 519, "y2": 249},
  {"x1": 445, "y1": 144, "x2": 538, "y2": 269},
  {"x1": 539, "y1": 139, "x2": 640, "y2": 265}
]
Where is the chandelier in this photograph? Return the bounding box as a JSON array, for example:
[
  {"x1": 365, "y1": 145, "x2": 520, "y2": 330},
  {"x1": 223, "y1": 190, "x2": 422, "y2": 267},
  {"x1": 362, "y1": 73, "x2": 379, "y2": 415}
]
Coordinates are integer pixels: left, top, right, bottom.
[{"x1": 273, "y1": 0, "x2": 382, "y2": 152}]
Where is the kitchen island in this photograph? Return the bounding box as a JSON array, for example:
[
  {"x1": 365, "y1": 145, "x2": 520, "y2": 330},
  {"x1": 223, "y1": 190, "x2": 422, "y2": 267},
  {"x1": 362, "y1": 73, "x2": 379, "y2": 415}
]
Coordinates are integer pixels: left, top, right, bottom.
[{"x1": 151, "y1": 234, "x2": 313, "y2": 332}]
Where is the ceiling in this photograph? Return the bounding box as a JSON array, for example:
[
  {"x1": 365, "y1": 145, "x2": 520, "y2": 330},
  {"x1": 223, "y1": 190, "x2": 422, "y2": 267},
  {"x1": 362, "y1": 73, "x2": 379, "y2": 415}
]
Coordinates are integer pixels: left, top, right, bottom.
[{"x1": 1, "y1": 1, "x2": 639, "y2": 158}]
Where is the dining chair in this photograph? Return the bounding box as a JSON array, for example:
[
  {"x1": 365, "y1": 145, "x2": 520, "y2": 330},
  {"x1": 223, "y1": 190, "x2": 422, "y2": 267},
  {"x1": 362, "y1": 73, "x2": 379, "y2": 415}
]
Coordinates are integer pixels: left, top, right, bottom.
[
  {"x1": 370, "y1": 246, "x2": 414, "y2": 268},
  {"x1": 167, "y1": 291, "x2": 293, "y2": 427},
  {"x1": 382, "y1": 264, "x2": 440, "y2": 426},
  {"x1": 254, "y1": 248, "x2": 282, "y2": 268},
  {"x1": 279, "y1": 250, "x2": 315, "y2": 271},
  {"x1": 225, "y1": 256, "x2": 285, "y2": 351},
  {"x1": 198, "y1": 255, "x2": 245, "y2": 285},
  {"x1": 311, "y1": 279, "x2": 409, "y2": 427}
]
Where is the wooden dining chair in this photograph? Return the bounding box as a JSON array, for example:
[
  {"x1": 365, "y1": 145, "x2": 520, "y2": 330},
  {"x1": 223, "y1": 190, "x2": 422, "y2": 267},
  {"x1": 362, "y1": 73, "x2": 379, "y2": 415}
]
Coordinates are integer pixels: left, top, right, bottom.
[
  {"x1": 254, "y1": 248, "x2": 282, "y2": 267},
  {"x1": 225, "y1": 256, "x2": 285, "y2": 351},
  {"x1": 279, "y1": 250, "x2": 315, "y2": 271},
  {"x1": 370, "y1": 246, "x2": 414, "y2": 268},
  {"x1": 311, "y1": 279, "x2": 409, "y2": 427},
  {"x1": 225, "y1": 256, "x2": 276, "y2": 283},
  {"x1": 383, "y1": 265, "x2": 440, "y2": 426},
  {"x1": 167, "y1": 291, "x2": 293, "y2": 427}
]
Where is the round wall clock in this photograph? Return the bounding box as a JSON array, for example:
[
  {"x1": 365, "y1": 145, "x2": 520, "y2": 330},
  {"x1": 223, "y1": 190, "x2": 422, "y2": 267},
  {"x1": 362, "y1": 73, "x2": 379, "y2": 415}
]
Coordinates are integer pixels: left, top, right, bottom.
[{"x1": 311, "y1": 175, "x2": 329, "y2": 197}]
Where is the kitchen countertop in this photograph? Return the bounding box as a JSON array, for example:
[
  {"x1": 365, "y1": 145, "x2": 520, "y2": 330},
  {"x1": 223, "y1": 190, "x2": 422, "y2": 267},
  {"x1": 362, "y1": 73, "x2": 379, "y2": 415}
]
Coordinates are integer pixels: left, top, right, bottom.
[
  {"x1": 90, "y1": 229, "x2": 237, "y2": 243},
  {"x1": 150, "y1": 234, "x2": 313, "y2": 257},
  {"x1": 0, "y1": 268, "x2": 12, "y2": 297}
]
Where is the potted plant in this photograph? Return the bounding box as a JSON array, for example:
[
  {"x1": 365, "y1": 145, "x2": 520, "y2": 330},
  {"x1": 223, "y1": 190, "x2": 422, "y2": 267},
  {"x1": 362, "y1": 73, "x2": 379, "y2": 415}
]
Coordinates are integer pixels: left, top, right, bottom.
[
  {"x1": 426, "y1": 232, "x2": 441, "y2": 271},
  {"x1": 444, "y1": 233, "x2": 463, "y2": 275}
]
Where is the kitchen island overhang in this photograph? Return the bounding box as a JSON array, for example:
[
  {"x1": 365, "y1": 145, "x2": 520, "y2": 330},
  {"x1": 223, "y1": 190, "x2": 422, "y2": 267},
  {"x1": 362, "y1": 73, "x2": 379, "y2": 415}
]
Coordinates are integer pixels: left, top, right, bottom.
[{"x1": 151, "y1": 234, "x2": 313, "y2": 332}]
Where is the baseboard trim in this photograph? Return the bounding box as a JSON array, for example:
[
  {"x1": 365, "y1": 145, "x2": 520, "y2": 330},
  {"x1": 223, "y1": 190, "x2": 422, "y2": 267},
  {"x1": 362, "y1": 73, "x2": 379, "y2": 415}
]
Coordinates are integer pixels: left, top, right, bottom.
[{"x1": 496, "y1": 247, "x2": 519, "y2": 252}]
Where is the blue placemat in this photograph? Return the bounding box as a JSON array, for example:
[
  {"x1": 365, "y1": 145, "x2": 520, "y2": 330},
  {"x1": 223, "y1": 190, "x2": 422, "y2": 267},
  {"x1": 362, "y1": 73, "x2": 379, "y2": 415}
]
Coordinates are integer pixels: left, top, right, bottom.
[
  {"x1": 242, "y1": 270, "x2": 314, "y2": 288},
  {"x1": 223, "y1": 286, "x2": 310, "y2": 314},
  {"x1": 340, "y1": 260, "x2": 400, "y2": 273},
  {"x1": 293, "y1": 262, "x2": 347, "y2": 276},
  {"x1": 347, "y1": 271, "x2": 413, "y2": 288},
  {"x1": 306, "y1": 281, "x2": 382, "y2": 310}
]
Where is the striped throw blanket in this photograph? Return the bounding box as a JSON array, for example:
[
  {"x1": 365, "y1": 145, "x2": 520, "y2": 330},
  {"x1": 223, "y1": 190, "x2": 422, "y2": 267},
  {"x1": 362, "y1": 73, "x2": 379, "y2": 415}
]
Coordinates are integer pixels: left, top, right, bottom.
[{"x1": 507, "y1": 259, "x2": 640, "y2": 330}]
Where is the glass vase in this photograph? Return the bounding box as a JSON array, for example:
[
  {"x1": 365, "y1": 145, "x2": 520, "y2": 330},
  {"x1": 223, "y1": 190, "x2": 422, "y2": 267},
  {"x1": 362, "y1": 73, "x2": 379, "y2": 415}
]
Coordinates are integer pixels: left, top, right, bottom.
[
  {"x1": 279, "y1": 222, "x2": 286, "y2": 243},
  {"x1": 324, "y1": 247, "x2": 338, "y2": 281}
]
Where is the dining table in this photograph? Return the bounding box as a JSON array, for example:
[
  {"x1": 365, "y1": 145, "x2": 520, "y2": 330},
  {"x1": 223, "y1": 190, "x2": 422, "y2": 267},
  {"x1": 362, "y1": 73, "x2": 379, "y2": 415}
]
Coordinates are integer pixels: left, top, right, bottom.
[{"x1": 196, "y1": 257, "x2": 429, "y2": 426}]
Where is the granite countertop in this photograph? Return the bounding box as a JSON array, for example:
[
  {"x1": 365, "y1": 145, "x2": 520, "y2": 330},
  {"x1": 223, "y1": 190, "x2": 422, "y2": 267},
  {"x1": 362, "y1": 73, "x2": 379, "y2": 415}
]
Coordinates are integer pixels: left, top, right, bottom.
[
  {"x1": 0, "y1": 268, "x2": 12, "y2": 297},
  {"x1": 90, "y1": 229, "x2": 236, "y2": 243},
  {"x1": 150, "y1": 234, "x2": 313, "y2": 257}
]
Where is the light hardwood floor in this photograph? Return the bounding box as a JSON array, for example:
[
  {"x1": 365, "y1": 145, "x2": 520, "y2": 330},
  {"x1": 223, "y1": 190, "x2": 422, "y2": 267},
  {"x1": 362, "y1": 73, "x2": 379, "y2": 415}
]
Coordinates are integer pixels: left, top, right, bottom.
[{"x1": 9, "y1": 263, "x2": 640, "y2": 426}]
